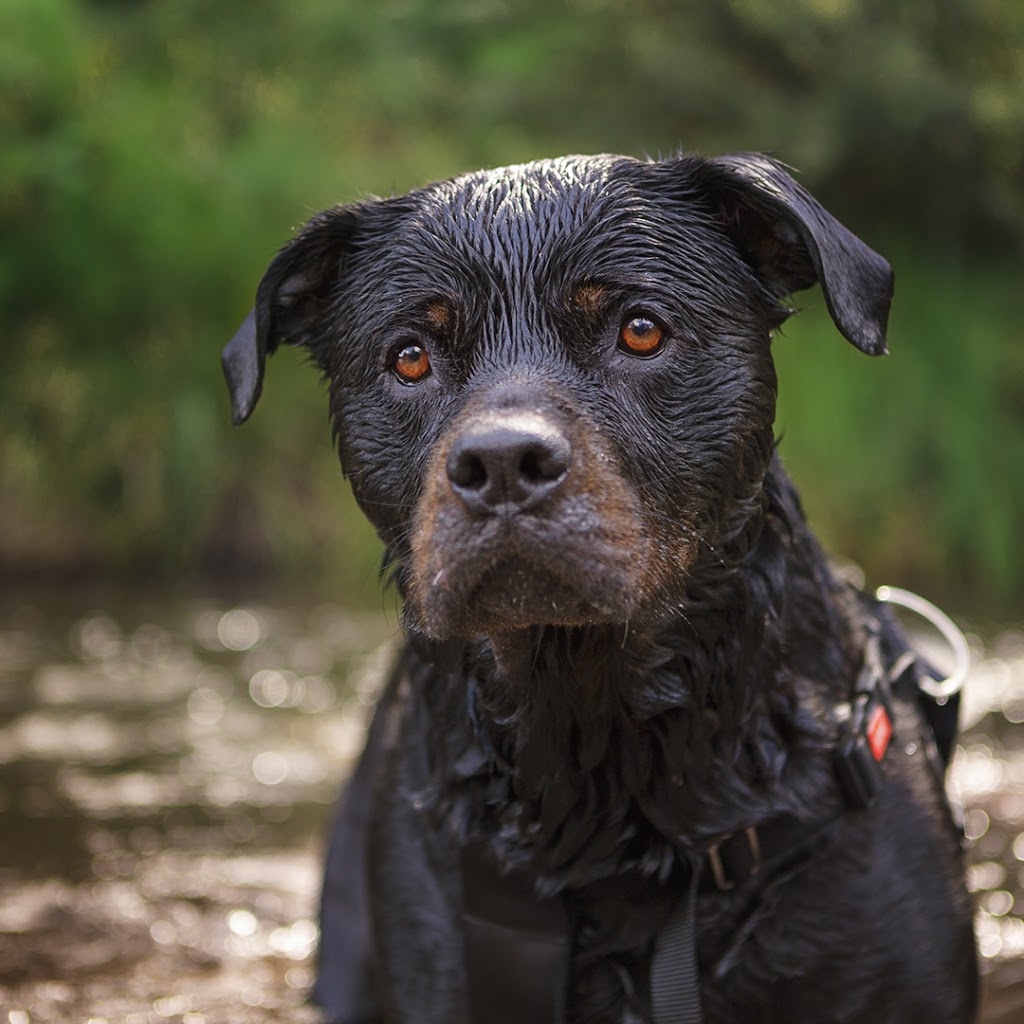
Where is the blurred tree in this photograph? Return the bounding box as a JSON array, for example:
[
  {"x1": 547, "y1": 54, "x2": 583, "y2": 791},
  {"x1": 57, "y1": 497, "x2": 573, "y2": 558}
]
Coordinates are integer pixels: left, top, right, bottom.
[{"x1": 1, "y1": 0, "x2": 1021, "y2": 612}]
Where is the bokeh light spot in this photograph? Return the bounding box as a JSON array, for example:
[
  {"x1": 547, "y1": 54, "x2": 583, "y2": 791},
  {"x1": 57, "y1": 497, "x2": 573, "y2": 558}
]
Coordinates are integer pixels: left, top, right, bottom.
[{"x1": 217, "y1": 609, "x2": 262, "y2": 652}]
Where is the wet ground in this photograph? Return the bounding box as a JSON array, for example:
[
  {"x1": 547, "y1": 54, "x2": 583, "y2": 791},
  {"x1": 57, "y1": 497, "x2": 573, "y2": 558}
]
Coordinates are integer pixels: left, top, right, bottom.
[{"x1": 0, "y1": 587, "x2": 1022, "y2": 1023}]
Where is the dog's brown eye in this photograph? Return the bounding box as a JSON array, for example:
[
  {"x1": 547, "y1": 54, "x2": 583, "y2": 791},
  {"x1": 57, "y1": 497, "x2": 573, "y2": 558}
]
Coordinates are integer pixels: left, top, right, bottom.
[
  {"x1": 393, "y1": 344, "x2": 431, "y2": 383},
  {"x1": 619, "y1": 316, "x2": 665, "y2": 356}
]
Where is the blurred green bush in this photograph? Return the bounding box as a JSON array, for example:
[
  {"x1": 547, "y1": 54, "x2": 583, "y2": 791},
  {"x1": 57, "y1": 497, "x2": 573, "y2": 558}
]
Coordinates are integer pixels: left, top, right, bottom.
[{"x1": 1, "y1": 0, "x2": 1021, "y2": 615}]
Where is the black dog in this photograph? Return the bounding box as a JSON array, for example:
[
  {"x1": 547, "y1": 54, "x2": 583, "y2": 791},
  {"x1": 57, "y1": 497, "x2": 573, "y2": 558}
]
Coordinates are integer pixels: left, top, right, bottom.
[{"x1": 222, "y1": 153, "x2": 977, "y2": 1023}]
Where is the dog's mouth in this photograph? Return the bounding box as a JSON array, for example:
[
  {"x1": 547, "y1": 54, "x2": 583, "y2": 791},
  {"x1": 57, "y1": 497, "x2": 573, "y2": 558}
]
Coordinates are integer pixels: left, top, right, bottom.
[
  {"x1": 408, "y1": 493, "x2": 657, "y2": 638},
  {"x1": 428, "y1": 554, "x2": 630, "y2": 636}
]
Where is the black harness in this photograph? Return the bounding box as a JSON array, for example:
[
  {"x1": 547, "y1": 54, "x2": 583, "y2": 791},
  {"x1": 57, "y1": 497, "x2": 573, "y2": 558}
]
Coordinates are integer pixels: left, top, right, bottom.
[{"x1": 459, "y1": 593, "x2": 967, "y2": 1024}]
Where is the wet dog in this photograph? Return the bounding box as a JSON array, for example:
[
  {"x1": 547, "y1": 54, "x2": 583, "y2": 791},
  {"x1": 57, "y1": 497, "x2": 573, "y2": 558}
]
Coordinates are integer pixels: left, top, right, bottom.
[{"x1": 222, "y1": 153, "x2": 977, "y2": 1023}]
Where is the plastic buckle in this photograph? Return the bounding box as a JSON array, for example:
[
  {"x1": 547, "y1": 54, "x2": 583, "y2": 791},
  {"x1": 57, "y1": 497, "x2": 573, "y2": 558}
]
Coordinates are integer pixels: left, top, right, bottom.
[
  {"x1": 835, "y1": 682, "x2": 894, "y2": 811},
  {"x1": 707, "y1": 827, "x2": 761, "y2": 891}
]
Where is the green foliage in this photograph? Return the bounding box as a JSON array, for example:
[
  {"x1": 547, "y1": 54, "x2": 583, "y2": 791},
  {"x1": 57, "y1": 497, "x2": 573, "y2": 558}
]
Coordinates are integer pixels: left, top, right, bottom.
[
  {"x1": 1, "y1": 0, "x2": 1021, "y2": 612},
  {"x1": 775, "y1": 254, "x2": 1023, "y2": 618}
]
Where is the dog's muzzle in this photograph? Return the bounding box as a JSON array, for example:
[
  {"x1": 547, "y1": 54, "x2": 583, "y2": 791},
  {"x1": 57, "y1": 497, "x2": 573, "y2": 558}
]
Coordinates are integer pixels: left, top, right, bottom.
[{"x1": 408, "y1": 392, "x2": 653, "y2": 638}]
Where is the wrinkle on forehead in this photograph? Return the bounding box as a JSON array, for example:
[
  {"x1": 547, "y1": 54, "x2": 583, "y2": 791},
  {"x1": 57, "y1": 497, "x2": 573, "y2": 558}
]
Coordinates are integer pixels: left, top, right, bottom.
[{"x1": 410, "y1": 156, "x2": 626, "y2": 281}]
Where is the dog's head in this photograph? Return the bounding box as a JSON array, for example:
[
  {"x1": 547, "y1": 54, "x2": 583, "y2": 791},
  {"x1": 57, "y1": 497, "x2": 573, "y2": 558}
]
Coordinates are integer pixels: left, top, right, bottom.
[{"x1": 223, "y1": 154, "x2": 891, "y2": 639}]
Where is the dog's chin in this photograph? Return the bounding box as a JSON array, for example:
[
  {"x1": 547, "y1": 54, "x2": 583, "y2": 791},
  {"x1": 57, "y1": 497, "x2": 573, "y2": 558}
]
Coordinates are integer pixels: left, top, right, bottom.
[{"x1": 411, "y1": 558, "x2": 636, "y2": 640}]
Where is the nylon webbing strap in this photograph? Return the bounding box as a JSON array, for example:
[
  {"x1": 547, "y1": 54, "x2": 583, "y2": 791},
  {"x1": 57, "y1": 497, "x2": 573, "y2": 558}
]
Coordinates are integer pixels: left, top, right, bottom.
[
  {"x1": 460, "y1": 842, "x2": 570, "y2": 1024},
  {"x1": 650, "y1": 862, "x2": 704, "y2": 1024}
]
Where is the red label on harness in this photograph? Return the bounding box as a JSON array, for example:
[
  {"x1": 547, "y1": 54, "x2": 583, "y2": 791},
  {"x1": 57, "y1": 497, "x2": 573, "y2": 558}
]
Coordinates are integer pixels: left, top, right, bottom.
[{"x1": 867, "y1": 704, "x2": 892, "y2": 761}]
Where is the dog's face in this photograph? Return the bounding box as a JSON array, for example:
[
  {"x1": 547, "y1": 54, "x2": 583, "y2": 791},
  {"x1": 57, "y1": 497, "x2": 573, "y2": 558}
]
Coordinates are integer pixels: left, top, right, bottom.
[{"x1": 223, "y1": 154, "x2": 892, "y2": 639}]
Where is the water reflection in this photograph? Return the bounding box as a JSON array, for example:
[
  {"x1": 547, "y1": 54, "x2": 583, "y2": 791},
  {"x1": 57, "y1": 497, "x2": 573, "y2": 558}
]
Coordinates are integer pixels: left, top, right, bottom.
[
  {"x1": 0, "y1": 592, "x2": 1021, "y2": 1022},
  {"x1": 0, "y1": 592, "x2": 395, "y2": 1024}
]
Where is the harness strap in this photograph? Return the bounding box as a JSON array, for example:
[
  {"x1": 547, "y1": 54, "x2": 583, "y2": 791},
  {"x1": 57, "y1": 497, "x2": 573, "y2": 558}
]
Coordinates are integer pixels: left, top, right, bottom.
[
  {"x1": 650, "y1": 860, "x2": 704, "y2": 1024},
  {"x1": 460, "y1": 842, "x2": 570, "y2": 1024},
  {"x1": 701, "y1": 813, "x2": 840, "y2": 892}
]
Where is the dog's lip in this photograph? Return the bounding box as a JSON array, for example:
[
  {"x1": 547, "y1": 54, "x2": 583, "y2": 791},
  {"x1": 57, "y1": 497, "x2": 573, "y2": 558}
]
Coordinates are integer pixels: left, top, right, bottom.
[
  {"x1": 431, "y1": 525, "x2": 636, "y2": 604},
  {"x1": 469, "y1": 556, "x2": 622, "y2": 617},
  {"x1": 416, "y1": 550, "x2": 637, "y2": 637}
]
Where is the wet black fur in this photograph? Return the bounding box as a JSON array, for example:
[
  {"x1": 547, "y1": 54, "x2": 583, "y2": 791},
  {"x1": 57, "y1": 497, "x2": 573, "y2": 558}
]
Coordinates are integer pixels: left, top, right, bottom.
[{"x1": 222, "y1": 153, "x2": 977, "y2": 1023}]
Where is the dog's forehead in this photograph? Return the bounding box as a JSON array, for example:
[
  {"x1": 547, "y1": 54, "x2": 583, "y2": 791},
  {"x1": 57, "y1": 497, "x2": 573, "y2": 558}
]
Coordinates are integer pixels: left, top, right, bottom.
[
  {"x1": 438, "y1": 153, "x2": 614, "y2": 211},
  {"x1": 433, "y1": 155, "x2": 620, "y2": 217},
  {"x1": 356, "y1": 154, "x2": 726, "y2": 312},
  {"x1": 402, "y1": 155, "x2": 644, "y2": 261}
]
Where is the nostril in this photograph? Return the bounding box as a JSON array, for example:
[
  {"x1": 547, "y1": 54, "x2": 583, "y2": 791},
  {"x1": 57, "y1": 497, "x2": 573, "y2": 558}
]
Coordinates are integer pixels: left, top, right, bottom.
[
  {"x1": 520, "y1": 449, "x2": 543, "y2": 483},
  {"x1": 520, "y1": 442, "x2": 568, "y2": 484},
  {"x1": 449, "y1": 451, "x2": 488, "y2": 491}
]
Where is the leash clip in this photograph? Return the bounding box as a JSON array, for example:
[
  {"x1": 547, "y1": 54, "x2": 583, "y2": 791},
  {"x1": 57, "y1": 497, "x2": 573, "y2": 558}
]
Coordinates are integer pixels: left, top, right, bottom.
[{"x1": 876, "y1": 586, "x2": 970, "y2": 702}]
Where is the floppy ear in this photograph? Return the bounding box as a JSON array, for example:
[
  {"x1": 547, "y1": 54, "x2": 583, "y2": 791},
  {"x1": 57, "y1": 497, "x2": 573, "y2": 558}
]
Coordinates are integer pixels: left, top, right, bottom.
[
  {"x1": 221, "y1": 207, "x2": 359, "y2": 425},
  {"x1": 697, "y1": 153, "x2": 893, "y2": 355}
]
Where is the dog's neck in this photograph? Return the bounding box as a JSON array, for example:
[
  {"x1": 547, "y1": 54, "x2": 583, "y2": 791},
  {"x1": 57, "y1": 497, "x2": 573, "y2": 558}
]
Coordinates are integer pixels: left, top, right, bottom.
[{"x1": 417, "y1": 461, "x2": 863, "y2": 886}]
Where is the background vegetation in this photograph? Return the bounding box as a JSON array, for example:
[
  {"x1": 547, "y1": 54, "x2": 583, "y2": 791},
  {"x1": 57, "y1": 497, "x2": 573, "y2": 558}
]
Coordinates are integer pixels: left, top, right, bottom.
[{"x1": 2, "y1": 0, "x2": 1022, "y2": 619}]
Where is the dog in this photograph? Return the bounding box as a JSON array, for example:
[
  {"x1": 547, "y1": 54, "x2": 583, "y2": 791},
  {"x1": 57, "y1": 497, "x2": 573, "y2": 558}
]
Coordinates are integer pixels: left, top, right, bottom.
[{"x1": 222, "y1": 153, "x2": 978, "y2": 1023}]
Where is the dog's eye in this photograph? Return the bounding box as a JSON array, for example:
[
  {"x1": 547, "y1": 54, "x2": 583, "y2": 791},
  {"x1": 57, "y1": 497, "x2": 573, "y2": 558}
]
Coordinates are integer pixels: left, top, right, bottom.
[
  {"x1": 618, "y1": 316, "x2": 665, "y2": 356},
  {"x1": 392, "y1": 344, "x2": 431, "y2": 384}
]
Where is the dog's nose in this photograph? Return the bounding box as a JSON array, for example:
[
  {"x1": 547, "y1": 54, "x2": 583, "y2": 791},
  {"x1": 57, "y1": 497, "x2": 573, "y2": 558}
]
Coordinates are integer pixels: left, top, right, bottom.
[{"x1": 446, "y1": 415, "x2": 571, "y2": 515}]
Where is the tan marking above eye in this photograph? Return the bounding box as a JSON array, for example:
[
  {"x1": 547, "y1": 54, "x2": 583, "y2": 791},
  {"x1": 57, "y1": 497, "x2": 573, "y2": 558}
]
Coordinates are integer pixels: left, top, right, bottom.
[
  {"x1": 424, "y1": 302, "x2": 451, "y2": 332},
  {"x1": 571, "y1": 283, "x2": 607, "y2": 317},
  {"x1": 619, "y1": 316, "x2": 665, "y2": 355},
  {"x1": 393, "y1": 344, "x2": 431, "y2": 383}
]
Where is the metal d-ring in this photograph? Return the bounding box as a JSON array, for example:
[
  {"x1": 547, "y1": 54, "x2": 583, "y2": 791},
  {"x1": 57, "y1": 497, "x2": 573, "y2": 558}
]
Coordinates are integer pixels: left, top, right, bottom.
[{"x1": 876, "y1": 585, "x2": 971, "y2": 701}]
